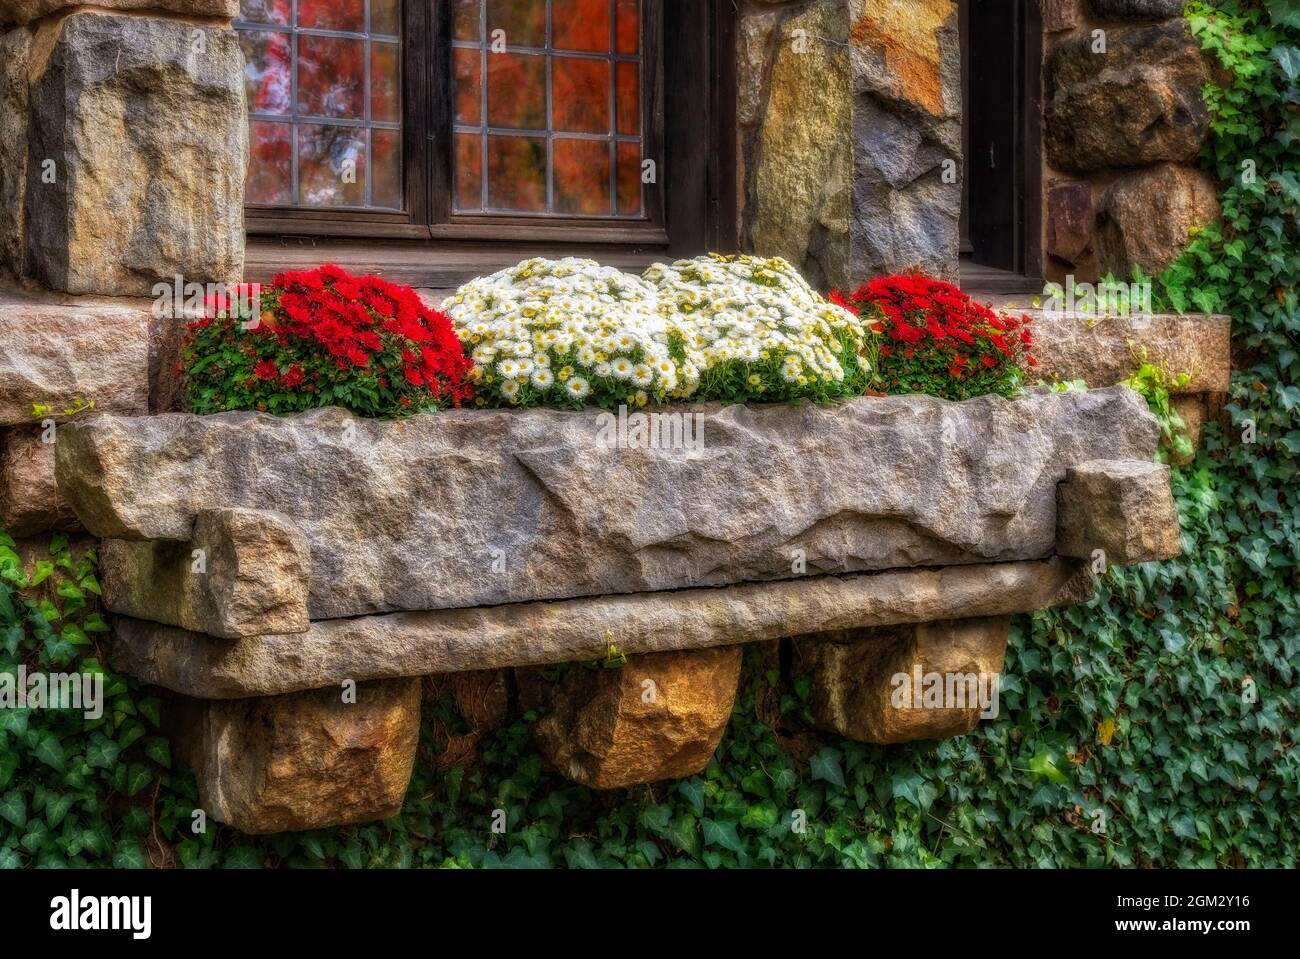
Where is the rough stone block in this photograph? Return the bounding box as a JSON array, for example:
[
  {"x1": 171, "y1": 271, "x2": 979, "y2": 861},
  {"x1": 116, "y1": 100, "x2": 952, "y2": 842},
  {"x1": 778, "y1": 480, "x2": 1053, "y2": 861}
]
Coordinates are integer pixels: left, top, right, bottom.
[
  {"x1": 1030, "y1": 311, "x2": 1231, "y2": 394},
  {"x1": 0, "y1": 25, "x2": 30, "y2": 278},
  {"x1": 166, "y1": 678, "x2": 421, "y2": 835},
  {"x1": 1045, "y1": 21, "x2": 1212, "y2": 172},
  {"x1": 1096, "y1": 163, "x2": 1221, "y2": 276},
  {"x1": 1057, "y1": 459, "x2": 1182, "y2": 565},
  {"x1": 0, "y1": 427, "x2": 79, "y2": 536},
  {"x1": 24, "y1": 13, "x2": 246, "y2": 296},
  {"x1": 1041, "y1": 0, "x2": 1084, "y2": 32},
  {"x1": 102, "y1": 507, "x2": 311, "y2": 639},
  {"x1": 1087, "y1": 0, "x2": 1187, "y2": 19},
  {"x1": 1046, "y1": 182, "x2": 1094, "y2": 265},
  {"x1": 0, "y1": 291, "x2": 151, "y2": 425},
  {"x1": 529, "y1": 646, "x2": 743, "y2": 790},
  {"x1": 106, "y1": 558, "x2": 1096, "y2": 699},
  {"x1": 57, "y1": 389, "x2": 1158, "y2": 619},
  {"x1": 793, "y1": 616, "x2": 1011, "y2": 744},
  {"x1": 0, "y1": 0, "x2": 238, "y2": 25}
]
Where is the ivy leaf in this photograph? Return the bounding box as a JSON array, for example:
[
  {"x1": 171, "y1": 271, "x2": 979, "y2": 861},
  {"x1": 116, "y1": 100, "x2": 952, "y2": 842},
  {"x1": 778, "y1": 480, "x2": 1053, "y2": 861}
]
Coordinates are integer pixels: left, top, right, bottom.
[
  {"x1": 32, "y1": 732, "x2": 65, "y2": 772},
  {"x1": 809, "y1": 747, "x2": 845, "y2": 789},
  {"x1": 701, "y1": 818, "x2": 744, "y2": 855},
  {"x1": 144, "y1": 737, "x2": 171, "y2": 769},
  {"x1": 1028, "y1": 751, "x2": 1069, "y2": 785},
  {"x1": 0, "y1": 791, "x2": 26, "y2": 828}
]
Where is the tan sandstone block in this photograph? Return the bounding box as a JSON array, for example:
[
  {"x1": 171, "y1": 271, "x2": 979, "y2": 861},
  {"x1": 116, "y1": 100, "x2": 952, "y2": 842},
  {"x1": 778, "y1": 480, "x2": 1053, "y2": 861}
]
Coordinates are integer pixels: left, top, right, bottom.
[
  {"x1": 167, "y1": 678, "x2": 421, "y2": 835},
  {"x1": 1057, "y1": 459, "x2": 1182, "y2": 565},
  {"x1": 793, "y1": 616, "x2": 1011, "y2": 744},
  {"x1": 102, "y1": 507, "x2": 310, "y2": 639},
  {"x1": 530, "y1": 646, "x2": 743, "y2": 790},
  {"x1": 0, "y1": 427, "x2": 79, "y2": 536}
]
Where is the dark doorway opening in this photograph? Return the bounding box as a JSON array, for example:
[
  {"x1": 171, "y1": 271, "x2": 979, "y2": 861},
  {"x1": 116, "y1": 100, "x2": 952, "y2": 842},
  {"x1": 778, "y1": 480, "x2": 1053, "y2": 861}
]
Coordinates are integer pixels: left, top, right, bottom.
[{"x1": 959, "y1": 0, "x2": 1042, "y2": 299}]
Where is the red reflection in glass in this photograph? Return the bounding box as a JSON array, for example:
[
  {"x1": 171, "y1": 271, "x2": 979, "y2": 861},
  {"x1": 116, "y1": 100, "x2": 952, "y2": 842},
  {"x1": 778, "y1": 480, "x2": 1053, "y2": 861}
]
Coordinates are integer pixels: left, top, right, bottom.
[
  {"x1": 298, "y1": 35, "x2": 365, "y2": 119},
  {"x1": 486, "y1": 0, "x2": 546, "y2": 47},
  {"x1": 372, "y1": 42, "x2": 400, "y2": 124},
  {"x1": 298, "y1": 125, "x2": 367, "y2": 206},
  {"x1": 488, "y1": 136, "x2": 547, "y2": 211},
  {"x1": 553, "y1": 57, "x2": 610, "y2": 133},
  {"x1": 453, "y1": 0, "x2": 480, "y2": 40},
  {"x1": 247, "y1": 121, "x2": 293, "y2": 204},
  {"x1": 615, "y1": 61, "x2": 638, "y2": 135},
  {"x1": 240, "y1": 0, "x2": 291, "y2": 26},
  {"x1": 616, "y1": 0, "x2": 639, "y2": 53},
  {"x1": 239, "y1": 30, "x2": 292, "y2": 115},
  {"x1": 616, "y1": 140, "x2": 641, "y2": 216},
  {"x1": 487, "y1": 53, "x2": 546, "y2": 128},
  {"x1": 554, "y1": 138, "x2": 611, "y2": 215},
  {"x1": 455, "y1": 134, "x2": 484, "y2": 211},
  {"x1": 297, "y1": 0, "x2": 363, "y2": 32},
  {"x1": 372, "y1": 130, "x2": 402, "y2": 208},
  {"x1": 453, "y1": 47, "x2": 482, "y2": 124},
  {"x1": 371, "y1": 0, "x2": 400, "y2": 35},
  {"x1": 554, "y1": 0, "x2": 612, "y2": 52}
]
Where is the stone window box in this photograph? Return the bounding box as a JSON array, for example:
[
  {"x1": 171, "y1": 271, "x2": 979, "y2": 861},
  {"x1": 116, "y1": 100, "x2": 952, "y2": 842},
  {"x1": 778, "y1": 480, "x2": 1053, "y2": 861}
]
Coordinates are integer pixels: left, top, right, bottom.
[{"x1": 49, "y1": 386, "x2": 1182, "y2": 832}]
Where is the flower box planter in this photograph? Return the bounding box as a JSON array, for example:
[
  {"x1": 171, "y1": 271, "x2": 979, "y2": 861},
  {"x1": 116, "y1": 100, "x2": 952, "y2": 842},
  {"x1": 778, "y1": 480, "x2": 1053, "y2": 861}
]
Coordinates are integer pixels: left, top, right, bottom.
[{"x1": 54, "y1": 386, "x2": 1181, "y2": 833}]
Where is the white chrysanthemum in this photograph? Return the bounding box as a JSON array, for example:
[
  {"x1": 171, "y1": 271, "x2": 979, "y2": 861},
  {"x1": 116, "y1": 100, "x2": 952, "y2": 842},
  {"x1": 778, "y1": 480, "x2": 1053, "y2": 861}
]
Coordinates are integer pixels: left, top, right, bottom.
[
  {"x1": 566, "y1": 376, "x2": 591, "y2": 399},
  {"x1": 531, "y1": 368, "x2": 554, "y2": 389},
  {"x1": 611, "y1": 357, "x2": 634, "y2": 380}
]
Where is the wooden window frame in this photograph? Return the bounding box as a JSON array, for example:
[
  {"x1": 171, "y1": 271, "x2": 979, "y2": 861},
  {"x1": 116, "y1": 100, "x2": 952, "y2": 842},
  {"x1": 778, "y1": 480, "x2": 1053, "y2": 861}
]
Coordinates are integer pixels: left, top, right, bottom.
[{"x1": 245, "y1": 0, "x2": 736, "y2": 275}]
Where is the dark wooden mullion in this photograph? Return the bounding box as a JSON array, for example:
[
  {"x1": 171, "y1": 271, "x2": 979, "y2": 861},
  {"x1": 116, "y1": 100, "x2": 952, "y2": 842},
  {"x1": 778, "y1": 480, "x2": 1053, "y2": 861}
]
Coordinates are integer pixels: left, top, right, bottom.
[{"x1": 426, "y1": 0, "x2": 452, "y2": 226}]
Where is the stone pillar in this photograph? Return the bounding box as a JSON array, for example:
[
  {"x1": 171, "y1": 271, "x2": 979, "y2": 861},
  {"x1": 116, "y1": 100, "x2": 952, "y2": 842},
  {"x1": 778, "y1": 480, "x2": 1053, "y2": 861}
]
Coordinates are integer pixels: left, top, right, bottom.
[
  {"x1": 1, "y1": 2, "x2": 246, "y2": 296},
  {"x1": 791, "y1": 616, "x2": 1010, "y2": 743},
  {"x1": 166, "y1": 678, "x2": 422, "y2": 835},
  {"x1": 736, "y1": 0, "x2": 961, "y2": 288},
  {"x1": 524, "y1": 646, "x2": 744, "y2": 790}
]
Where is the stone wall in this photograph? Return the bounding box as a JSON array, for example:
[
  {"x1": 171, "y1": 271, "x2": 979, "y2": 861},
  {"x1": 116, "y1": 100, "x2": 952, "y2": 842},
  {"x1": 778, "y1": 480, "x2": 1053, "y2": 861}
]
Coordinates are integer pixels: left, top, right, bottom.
[
  {"x1": 736, "y1": 0, "x2": 962, "y2": 288},
  {"x1": 1039, "y1": 0, "x2": 1221, "y2": 283}
]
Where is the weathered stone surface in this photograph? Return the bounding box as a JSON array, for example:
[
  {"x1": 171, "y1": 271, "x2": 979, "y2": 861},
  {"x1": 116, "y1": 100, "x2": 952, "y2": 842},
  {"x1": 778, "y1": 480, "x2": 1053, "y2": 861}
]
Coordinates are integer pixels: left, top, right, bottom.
[
  {"x1": 1087, "y1": 0, "x2": 1187, "y2": 19},
  {"x1": 1057, "y1": 459, "x2": 1182, "y2": 565},
  {"x1": 0, "y1": 291, "x2": 151, "y2": 425},
  {"x1": 1041, "y1": 0, "x2": 1084, "y2": 32},
  {"x1": 0, "y1": 26, "x2": 30, "y2": 279},
  {"x1": 848, "y1": 0, "x2": 961, "y2": 280},
  {"x1": 0, "y1": 427, "x2": 79, "y2": 536},
  {"x1": 1046, "y1": 183, "x2": 1094, "y2": 265},
  {"x1": 102, "y1": 507, "x2": 310, "y2": 639},
  {"x1": 746, "y1": 0, "x2": 852, "y2": 290},
  {"x1": 1096, "y1": 163, "x2": 1221, "y2": 276},
  {"x1": 60, "y1": 389, "x2": 1158, "y2": 618},
  {"x1": 1045, "y1": 21, "x2": 1212, "y2": 172},
  {"x1": 530, "y1": 647, "x2": 742, "y2": 789},
  {"x1": 793, "y1": 616, "x2": 1010, "y2": 743},
  {"x1": 1029, "y1": 311, "x2": 1231, "y2": 394},
  {"x1": 0, "y1": 0, "x2": 238, "y2": 26},
  {"x1": 1170, "y1": 393, "x2": 1211, "y2": 465},
  {"x1": 108, "y1": 558, "x2": 1096, "y2": 698},
  {"x1": 167, "y1": 678, "x2": 421, "y2": 835},
  {"x1": 24, "y1": 13, "x2": 246, "y2": 296}
]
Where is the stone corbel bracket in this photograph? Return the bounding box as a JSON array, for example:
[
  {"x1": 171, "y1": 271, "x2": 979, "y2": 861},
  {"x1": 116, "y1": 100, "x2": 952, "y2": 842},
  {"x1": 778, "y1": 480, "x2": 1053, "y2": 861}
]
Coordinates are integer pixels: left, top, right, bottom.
[{"x1": 1056, "y1": 459, "x2": 1183, "y2": 567}]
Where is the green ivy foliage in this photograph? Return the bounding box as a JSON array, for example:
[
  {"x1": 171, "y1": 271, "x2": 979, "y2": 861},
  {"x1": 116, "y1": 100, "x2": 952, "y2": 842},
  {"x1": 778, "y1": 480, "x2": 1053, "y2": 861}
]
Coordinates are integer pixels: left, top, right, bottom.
[{"x1": 0, "y1": 0, "x2": 1295, "y2": 870}]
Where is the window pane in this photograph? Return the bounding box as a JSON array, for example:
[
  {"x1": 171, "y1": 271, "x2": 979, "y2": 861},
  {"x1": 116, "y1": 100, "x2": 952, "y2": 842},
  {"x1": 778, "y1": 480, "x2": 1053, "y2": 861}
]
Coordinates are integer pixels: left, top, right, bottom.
[
  {"x1": 616, "y1": 0, "x2": 638, "y2": 54},
  {"x1": 487, "y1": 53, "x2": 546, "y2": 129},
  {"x1": 487, "y1": 135, "x2": 547, "y2": 211},
  {"x1": 236, "y1": 1, "x2": 402, "y2": 210},
  {"x1": 553, "y1": 57, "x2": 610, "y2": 134},
  {"x1": 298, "y1": 36, "x2": 365, "y2": 119},
  {"x1": 554, "y1": 138, "x2": 611, "y2": 215},
  {"x1": 372, "y1": 130, "x2": 402, "y2": 208},
  {"x1": 247, "y1": 121, "x2": 293, "y2": 204},
  {"x1": 451, "y1": 0, "x2": 646, "y2": 219},
  {"x1": 616, "y1": 140, "x2": 641, "y2": 215},
  {"x1": 554, "y1": 0, "x2": 611, "y2": 52},
  {"x1": 239, "y1": 29, "x2": 292, "y2": 115},
  {"x1": 297, "y1": 0, "x2": 363, "y2": 32},
  {"x1": 371, "y1": 41, "x2": 400, "y2": 123},
  {"x1": 298, "y1": 125, "x2": 367, "y2": 206},
  {"x1": 371, "y1": 0, "x2": 400, "y2": 36},
  {"x1": 241, "y1": 0, "x2": 290, "y2": 26},
  {"x1": 455, "y1": 133, "x2": 483, "y2": 211},
  {"x1": 486, "y1": 0, "x2": 546, "y2": 47}
]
